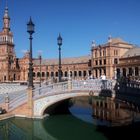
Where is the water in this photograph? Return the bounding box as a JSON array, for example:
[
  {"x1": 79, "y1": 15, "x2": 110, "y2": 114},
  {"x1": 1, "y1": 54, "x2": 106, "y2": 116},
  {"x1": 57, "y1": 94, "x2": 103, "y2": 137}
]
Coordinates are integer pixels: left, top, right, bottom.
[{"x1": 0, "y1": 96, "x2": 140, "y2": 140}]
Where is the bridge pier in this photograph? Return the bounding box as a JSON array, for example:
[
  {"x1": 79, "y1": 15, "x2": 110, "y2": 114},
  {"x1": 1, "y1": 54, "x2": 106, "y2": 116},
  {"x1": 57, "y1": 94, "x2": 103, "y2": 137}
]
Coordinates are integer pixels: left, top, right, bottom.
[{"x1": 27, "y1": 87, "x2": 33, "y2": 118}]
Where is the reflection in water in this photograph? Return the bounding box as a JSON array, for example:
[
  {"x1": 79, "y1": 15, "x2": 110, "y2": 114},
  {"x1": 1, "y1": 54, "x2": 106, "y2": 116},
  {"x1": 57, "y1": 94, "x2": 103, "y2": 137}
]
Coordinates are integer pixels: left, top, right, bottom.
[
  {"x1": 91, "y1": 97, "x2": 140, "y2": 126},
  {"x1": 70, "y1": 96, "x2": 140, "y2": 127},
  {"x1": 0, "y1": 116, "x2": 107, "y2": 140},
  {"x1": 0, "y1": 96, "x2": 140, "y2": 140}
]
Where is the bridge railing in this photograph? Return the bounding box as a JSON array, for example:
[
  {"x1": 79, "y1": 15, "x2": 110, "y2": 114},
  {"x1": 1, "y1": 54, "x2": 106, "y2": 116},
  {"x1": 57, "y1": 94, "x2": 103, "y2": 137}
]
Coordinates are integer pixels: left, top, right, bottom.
[
  {"x1": 72, "y1": 79, "x2": 113, "y2": 91},
  {"x1": 72, "y1": 79, "x2": 101, "y2": 91},
  {"x1": 33, "y1": 79, "x2": 114, "y2": 100},
  {"x1": 33, "y1": 81, "x2": 69, "y2": 100}
]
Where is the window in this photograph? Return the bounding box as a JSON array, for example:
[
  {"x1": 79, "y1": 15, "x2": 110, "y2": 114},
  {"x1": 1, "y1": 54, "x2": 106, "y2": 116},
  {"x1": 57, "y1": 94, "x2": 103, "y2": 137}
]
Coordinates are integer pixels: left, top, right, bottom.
[
  {"x1": 99, "y1": 60, "x2": 102, "y2": 65},
  {"x1": 104, "y1": 59, "x2": 106, "y2": 65},
  {"x1": 129, "y1": 68, "x2": 133, "y2": 76},
  {"x1": 79, "y1": 71, "x2": 82, "y2": 77},
  {"x1": 42, "y1": 72, "x2": 45, "y2": 77},
  {"x1": 47, "y1": 72, "x2": 49, "y2": 77},
  {"x1": 95, "y1": 60, "x2": 98, "y2": 65},
  {"x1": 74, "y1": 71, "x2": 77, "y2": 77},
  {"x1": 33, "y1": 72, "x2": 36, "y2": 77},
  {"x1": 135, "y1": 67, "x2": 139, "y2": 76},
  {"x1": 95, "y1": 51, "x2": 97, "y2": 58},
  {"x1": 37, "y1": 72, "x2": 40, "y2": 77},
  {"x1": 51, "y1": 72, "x2": 54, "y2": 77},
  {"x1": 83, "y1": 71, "x2": 86, "y2": 77},
  {"x1": 64, "y1": 71, "x2": 67, "y2": 77},
  {"x1": 114, "y1": 58, "x2": 118, "y2": 64},
  {"x1": 100, "y1": 50, "x2": 102, "y2": 56},
  {"x1": 114, "y1": 50, "x2": 118, "y2": 56}
]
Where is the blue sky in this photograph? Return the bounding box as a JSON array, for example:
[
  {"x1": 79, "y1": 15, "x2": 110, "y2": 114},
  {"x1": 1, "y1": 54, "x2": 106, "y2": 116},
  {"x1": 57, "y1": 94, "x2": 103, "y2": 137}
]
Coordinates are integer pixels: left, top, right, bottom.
[{"x1": 0, "y1": 0, "x2": 140, "y2": 58}]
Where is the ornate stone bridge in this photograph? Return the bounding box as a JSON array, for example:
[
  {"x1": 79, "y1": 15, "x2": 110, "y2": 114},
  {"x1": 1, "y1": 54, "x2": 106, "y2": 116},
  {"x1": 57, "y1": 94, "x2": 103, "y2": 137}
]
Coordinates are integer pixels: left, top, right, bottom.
[{"x1": 0, "y1": 79, "x2": 113, "y2": 119}]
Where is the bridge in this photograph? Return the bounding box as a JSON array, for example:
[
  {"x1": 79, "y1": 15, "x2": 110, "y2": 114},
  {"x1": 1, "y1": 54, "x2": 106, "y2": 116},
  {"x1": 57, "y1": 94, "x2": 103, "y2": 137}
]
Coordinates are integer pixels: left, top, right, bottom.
[{"x1": 0, "y1": 79, "x2": 113, "y2": 119}]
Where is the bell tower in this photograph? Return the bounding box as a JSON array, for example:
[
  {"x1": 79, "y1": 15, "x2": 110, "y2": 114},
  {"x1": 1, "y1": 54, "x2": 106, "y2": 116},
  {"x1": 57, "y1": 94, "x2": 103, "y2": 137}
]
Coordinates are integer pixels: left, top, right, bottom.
[{"x1": 0, "y1": 6, "x2": 16, "y2": 82}]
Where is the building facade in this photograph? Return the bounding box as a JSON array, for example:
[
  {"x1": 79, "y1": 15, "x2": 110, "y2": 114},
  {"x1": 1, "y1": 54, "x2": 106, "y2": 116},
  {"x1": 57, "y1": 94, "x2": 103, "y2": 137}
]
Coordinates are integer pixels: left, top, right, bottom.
[
  {"x1": 91, "y1": 37, "x2": 134, "y2": 79},
  {"x1": 116, "y1": 47, "x2": 140, "y2": 80}
]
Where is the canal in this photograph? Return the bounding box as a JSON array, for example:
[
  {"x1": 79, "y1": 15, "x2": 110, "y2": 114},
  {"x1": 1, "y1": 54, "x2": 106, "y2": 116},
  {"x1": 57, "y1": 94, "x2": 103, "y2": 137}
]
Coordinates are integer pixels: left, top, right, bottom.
[{"x1": 0, "y1": 96, "x2": 140, "y2": 140}]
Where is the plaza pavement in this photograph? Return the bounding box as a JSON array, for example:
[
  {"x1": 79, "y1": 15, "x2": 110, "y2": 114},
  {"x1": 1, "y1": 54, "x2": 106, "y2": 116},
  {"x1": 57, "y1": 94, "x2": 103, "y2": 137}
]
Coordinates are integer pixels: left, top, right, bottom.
[{"x1": 0, "y1": 84, "x2": 27, "y2": 104}]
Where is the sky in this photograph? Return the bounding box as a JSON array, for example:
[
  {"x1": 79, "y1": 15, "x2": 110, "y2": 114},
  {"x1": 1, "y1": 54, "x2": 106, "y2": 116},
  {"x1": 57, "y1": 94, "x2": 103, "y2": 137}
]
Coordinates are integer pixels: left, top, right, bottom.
[{"x1": 0, "y1": 0, "x2": 140, "y2": 59}]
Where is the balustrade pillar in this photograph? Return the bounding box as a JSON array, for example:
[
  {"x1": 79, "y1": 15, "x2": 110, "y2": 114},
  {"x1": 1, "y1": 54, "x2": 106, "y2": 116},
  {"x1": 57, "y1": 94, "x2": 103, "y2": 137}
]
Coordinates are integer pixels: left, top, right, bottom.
[
  {"x1": 5, "y1": 93, "x2": 9, "y2": 112},
  {"x1": 68, "y1": 79, "x2": 72, "y2": 91}
]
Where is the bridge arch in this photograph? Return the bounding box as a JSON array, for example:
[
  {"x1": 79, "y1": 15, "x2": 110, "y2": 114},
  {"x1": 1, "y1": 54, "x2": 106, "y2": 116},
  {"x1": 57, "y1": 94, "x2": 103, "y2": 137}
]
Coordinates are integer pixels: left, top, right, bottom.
[{"x1": 34, "y1": 91, "x2": 90, "y2": 118}]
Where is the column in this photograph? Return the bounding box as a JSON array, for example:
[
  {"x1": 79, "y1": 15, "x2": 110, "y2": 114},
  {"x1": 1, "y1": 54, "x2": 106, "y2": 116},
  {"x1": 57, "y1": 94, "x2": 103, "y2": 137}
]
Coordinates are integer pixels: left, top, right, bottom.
[
  {"x1": 138, "y1": 67, "x2": 140, "y2": 76},
  {"x1": 133, "y1": 67, "x2": 135, "y2": 77}
]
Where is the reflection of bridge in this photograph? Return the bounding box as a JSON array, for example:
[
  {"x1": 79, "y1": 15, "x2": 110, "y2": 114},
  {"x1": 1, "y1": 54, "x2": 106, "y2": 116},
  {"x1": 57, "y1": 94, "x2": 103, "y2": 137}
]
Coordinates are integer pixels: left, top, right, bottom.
[{"x1": 0, "y1": 79, "x2": 113, "y2": 119}]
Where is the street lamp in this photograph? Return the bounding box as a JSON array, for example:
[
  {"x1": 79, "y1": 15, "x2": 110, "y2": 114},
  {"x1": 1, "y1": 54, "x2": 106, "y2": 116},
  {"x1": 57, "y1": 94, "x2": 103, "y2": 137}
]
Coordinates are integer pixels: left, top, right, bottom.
[
  {"x1": 46, "y1": 66, "x2": 48, "y2": 84},
  {"x1": 57, "y1": 33, "x2": 62, "y2": 82},
  {"x1": 27, "y1": 17, "x2": 35, "y2": 88},
  {"x1": 39, "y1": 54, "x2": 42, "y2": 87}
]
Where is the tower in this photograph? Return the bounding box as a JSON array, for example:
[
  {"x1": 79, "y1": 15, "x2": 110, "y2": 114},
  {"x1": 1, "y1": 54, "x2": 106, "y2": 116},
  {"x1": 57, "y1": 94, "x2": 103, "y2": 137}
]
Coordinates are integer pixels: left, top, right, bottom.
[{"x1": 0, "y1": 6, "x2": 17, "y2": 82}]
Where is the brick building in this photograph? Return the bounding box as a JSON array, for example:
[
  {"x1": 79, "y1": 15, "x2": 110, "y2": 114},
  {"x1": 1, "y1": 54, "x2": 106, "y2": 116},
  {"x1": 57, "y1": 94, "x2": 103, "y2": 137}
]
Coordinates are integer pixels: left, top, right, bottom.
[
  {"x1": 91, "y1": 37, "x2": 134, "y2": 79},
  {"x1": 116, "y1": 47, "x2": 140, "y2": 79}
]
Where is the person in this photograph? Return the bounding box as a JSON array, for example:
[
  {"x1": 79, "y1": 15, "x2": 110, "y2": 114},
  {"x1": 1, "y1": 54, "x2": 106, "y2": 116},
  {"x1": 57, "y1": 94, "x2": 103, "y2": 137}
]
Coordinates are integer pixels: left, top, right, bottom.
[
  {"x1": 100, "y1": 74, "x2": 106, "y2": 89},
  {"x1": 101, "y1": 74, "x2": 106, "y2": 80}
]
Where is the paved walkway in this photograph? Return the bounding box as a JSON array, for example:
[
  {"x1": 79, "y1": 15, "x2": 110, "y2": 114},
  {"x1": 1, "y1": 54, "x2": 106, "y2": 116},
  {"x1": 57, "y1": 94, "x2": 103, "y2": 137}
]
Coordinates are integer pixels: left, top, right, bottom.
[
  {"x1": 0, "y1": 84, "x2": 27, "y2": 104},
  {"x1": 0, "y1": 84, "x2": 27, "y2": 94}
]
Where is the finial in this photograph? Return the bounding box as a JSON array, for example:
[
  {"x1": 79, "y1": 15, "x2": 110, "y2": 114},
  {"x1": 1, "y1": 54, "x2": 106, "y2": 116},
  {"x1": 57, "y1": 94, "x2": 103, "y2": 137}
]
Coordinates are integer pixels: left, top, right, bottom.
[
  {"x1": 4, "y1": 0, "x2": 9, "y2": 19},
  {"x1": 91, "y1": 40, "x2": 96, "y2": 47},
  {"x1": 108, "y1": 35, "x2": 112, "y2": 43}
]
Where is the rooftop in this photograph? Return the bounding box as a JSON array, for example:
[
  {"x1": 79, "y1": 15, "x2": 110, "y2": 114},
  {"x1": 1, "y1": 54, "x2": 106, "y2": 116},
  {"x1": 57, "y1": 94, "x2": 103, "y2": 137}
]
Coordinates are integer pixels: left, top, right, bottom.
[
  {"x1": 33, "y1": 55, "x2": 91, "y2": 65},
  {"x1": 123, "y1": 47, "x2": 140, "y2": 58}
]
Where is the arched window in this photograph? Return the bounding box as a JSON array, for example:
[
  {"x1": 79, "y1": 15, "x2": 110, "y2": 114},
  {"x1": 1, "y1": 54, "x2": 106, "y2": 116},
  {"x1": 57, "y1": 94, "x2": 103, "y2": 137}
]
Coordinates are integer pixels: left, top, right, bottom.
[
  {"x1": 79, "y1": 71, "x2": 81, "y2": 77},
  {"x1": 65, "y1": 71, "x2": 67, "y2": 77},
  {"x1": 61, "y1": 71, "x2": 63, "y2": 77},
  {"x1": 122, "y1": 68, "x2": 126, "y2": 77},
  {"x1": 47, "y1": 72, "x2": 49, "y2": 77},
  {"x1": 55, "y1": 72, "x2": 58, "y2": 77},
  {"x1": 13, "y1": 74, "x2": 16, "y2": 81},
  {"x1": 95, "y1": 51, "x2": 97, "y2": 57},
  {"x1": 37, "y1": 72, "x2": 40, "y2": 77},
  {"x1": 83, "y1": 71, "x2": 86, "y2": 77},
  {"x1": 74, "y1": 71, "x2": 77, "y2": 77},
  {"x1": 42, "y1": 72, "x2": 45, "y2": 77},
  {"x1": 51, "y1": 72, "x2": 54, "y2": 77},
  {"x1": 33, "y1": 72, "x2": 36, "y2": 77}
]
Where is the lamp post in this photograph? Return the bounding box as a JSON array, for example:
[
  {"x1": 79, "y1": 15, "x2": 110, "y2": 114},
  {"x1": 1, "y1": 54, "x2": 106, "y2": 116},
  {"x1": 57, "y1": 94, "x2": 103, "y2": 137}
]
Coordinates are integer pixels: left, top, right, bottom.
[
  {"x1": 57, "y1": 34, "x2": 62, "y2": 82},
  {"x1": 46, "y1": 66, "x2": 48, "y2": 84},
  {"x1": 39, "y1": 54, "x2": 42, "y2": 87},
  {"x1": 27, "y1": 17, "x2": 35, "y2": 88}
]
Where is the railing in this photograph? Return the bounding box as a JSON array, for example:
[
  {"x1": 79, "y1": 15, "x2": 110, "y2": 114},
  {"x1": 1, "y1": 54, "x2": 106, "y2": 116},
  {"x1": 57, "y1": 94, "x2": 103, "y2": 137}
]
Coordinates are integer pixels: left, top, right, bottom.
[
  {"x1": 72, "y1": 79, "x2": 101, "y2": 90},
  {"x1": 33, "y1": 81, "x2": 69, "y2": 100},
  {"x1": 33, "y1": 79, "x2": 113, "y2": 100}
]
